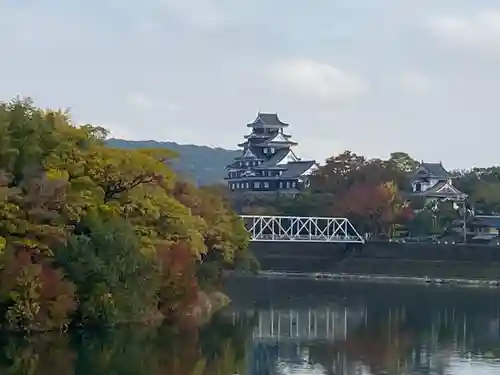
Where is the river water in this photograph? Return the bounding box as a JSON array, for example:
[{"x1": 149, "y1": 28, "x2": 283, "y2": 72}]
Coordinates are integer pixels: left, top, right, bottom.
[{"x1": 1, "y1": 277, "x2": 500, "y2": 374}]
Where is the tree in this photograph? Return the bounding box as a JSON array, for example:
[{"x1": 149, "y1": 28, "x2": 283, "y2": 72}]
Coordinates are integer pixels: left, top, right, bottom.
[
  {"x1": 0, "y1": 97, "x2": 251, "y2": 331},
  {"x1": 334, "y1": 181, "x2": 403, "y2": 237},
  {"x1": 54, "y1": 216, "x2": 161, "y2": 326},
  {"x1": 388, "y1": 152, "x2": 419, "y2": 173},
  {"x1": 245, "y1": 150, "x2": 411, "y2": 235},
  {"x1": 454, "y1": 168, "x2": 500, "y2": 214},
  {"x1": 310, "y1": 150, "x2": 366, "y2": 194}
]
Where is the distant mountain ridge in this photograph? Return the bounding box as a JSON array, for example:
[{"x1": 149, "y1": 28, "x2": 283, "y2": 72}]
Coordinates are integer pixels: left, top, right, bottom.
[{"x1": 106, "y1": 138, "x2": 238, "y2": 186}]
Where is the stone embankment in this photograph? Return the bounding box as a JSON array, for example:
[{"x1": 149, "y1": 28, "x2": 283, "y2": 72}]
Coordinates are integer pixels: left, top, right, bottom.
[
  {"x1": 249, "y1": 241, "x2": 500, "y2": 287},
  {"x1": 256, "y1": 271, "x2": 500, "y2": 288}
]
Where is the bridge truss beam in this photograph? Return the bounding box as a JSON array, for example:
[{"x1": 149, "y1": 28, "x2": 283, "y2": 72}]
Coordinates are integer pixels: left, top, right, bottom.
[{"x1": 241, "y1": 215, "x2": 365, "y2": 243}]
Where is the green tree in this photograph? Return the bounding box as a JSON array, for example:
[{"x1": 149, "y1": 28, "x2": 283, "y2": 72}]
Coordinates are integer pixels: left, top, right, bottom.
[
  {"x1": 0, "y1": 97, "x2": 251, "y2": 330},
  {"x1": 388, "y1": 152, "x2": 419, "y2": 173},
  {"x1": 54, "y1": 216, "x2": 161, "y2": 326}
]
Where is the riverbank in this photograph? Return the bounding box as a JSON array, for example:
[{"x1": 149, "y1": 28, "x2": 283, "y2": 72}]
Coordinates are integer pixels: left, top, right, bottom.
[
  {"x1": 249, "y1": 241, "x2": 500, "y2": 282},
  {"x1": 250, "y1": 271, "x2": 500, "y2": 289}
]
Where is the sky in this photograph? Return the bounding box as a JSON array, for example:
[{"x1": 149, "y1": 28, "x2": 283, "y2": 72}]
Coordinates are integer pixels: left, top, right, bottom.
[{"x1": 1, "y1": 0, "x2": 500, "y2": 168}]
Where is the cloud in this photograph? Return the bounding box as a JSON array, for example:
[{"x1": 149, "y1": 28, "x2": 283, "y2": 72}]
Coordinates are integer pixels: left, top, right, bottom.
[
  {"x1": 126, "y1": 92, "x2": 180, "y2": 112},
  {"x1": 161, "y1": 0, "x2": 230, "y2": 29},
  {"x1": 427, "y1": 10, "x2": 500, "y2": 51},
  {"x1": 397, "y1": 72, "x2": 433, "y2": 96},
  {"x1": 266, "y1": 58, "x2": 368, "y2": 102}
]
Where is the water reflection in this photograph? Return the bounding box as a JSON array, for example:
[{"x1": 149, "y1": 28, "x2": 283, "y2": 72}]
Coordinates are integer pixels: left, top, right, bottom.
[
  {"x1": 2, "y1": 279, "x2": 500, "y2": 374},
  {"x1": 0, "y1": 314, "x2": 255, "y2": 375},
  {"x1": 225, "y1": 277, "x2": 500, "y2": 375}
]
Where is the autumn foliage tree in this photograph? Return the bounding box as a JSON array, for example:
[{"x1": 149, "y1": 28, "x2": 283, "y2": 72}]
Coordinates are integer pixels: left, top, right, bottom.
[
  {"x1": 334, "y1": 181, "x2": 403, "y2": 237},
  {"x1": 272, "y1": 150, "x2": 411, "y2": 237},
  {"x1": 0, "y1": 97, "x2": 250, "y2": 331}
]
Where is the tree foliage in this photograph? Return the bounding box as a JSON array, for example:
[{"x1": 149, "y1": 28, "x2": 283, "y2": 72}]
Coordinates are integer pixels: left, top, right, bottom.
[
  {"x1": 454, "y1": 167, "x2": 500, "y2": 214},
  {"x1": 239, "y1": 150, "x2": 411, "y2": 237},
  {"x1": 0, "y1": 97, "x2": 250, "y2": 331},
  {"x1": 240, "y1": 147, "x2": 500, "y2": 238}
]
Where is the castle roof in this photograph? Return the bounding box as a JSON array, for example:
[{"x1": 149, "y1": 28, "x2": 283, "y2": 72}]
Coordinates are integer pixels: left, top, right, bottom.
[
  {"x1": 240, "y1": 148, "x2": 258, "y2": 159},
  {"x1": 247, "y1": 113, "x2": 289, "y2": 128},
  {"x1": 412, "y1": 179, "x2": 467, "y2": 199},
  {"x1": 254, "y1": 149, "x2": 299, "y2": 168},
  {"x1": 255, "y1": 132, "x2": 298, "y2": 147},
  {"x1": 412, "y1": 162, "x2": 451, "y2": 179},
  {"x1": 280, "y1": 160, "x2": 316, "y2": 178},
  {"x1": 225, "y1": 161, "x2": 315, "y2": 180}
]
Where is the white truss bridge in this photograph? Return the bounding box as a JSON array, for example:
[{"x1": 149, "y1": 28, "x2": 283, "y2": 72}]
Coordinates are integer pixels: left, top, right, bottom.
[{"x1": 241, "y1": 215, "x2": 365, "y2": 243}]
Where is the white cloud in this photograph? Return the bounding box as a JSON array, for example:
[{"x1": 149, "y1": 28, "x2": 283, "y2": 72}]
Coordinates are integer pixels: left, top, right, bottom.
[
  {"x1": 126, "y1": 92, "x2": 180, "y2": 112},
  {"x1": 161, "y1": 0, "x2": 230, "y2": 29},
  {"x1": 428, "y1": 10, "x2": 500, "y2": 51},
  {"x1": 397, "y1": 72, "x2": 433, "y2": 96},
  {"x1": 267, "y1": 58, "x2": 368, "y2": 102}
]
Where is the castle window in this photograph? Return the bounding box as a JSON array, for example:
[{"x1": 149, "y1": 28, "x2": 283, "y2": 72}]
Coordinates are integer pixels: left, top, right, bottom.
[
  {"x1": 246, "y1": 182, "x2": 250, "y2": 188},
  {"x1": 415, "y1": 181, "x2": 422, "y2": 192},
  {"x1": 254, "y1": 182, "x2": 261, "y2": 189},
  {"x1": 286, "y1": 181, "x2": 290, "y2": 188},
  {"x1": 292, "y1": 181, "x2": 296, "y2": 188},
  {"x1": 279, "y1": 182, "x2": 283, "y2": 188},
  {"x1": 270, "y1": 147, "x2": 275, "y2": 153},
  {"x1": 264, "y1": 182, "x2": 269, "y2": 188},
  {"x1": 264, "y1": 148, "x2": 268, "y2": 154}
]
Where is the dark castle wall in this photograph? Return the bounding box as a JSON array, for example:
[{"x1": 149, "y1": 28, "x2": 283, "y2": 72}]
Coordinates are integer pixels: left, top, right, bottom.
[{"x1": 249, "y1": 241, "x2": 500, "y2": 280}]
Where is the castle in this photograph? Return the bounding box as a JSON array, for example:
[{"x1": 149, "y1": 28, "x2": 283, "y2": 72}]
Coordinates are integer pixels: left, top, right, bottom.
[{"x1": 225, "y1": 113, "x2": 316, "y2": 194}]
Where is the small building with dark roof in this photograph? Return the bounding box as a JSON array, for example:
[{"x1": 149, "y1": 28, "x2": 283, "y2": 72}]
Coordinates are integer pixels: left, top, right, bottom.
[
  {"x1": 225, "y1": 112, "x2": 317, "y2": 194},
  {"x1": 468, "y1": 215, "x2": 500, "y2": 242},
  {"x1": 409, "y1": 162, "x2": 467, "y2": 201}
]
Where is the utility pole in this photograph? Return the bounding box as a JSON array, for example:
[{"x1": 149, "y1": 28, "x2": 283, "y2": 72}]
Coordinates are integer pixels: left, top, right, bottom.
[
  {"x1": 462, "y1": 200, "x2": 467, "y2": 243},
  {"x1": 447, "y1": 195, "x2": 468, "y2": 243}
]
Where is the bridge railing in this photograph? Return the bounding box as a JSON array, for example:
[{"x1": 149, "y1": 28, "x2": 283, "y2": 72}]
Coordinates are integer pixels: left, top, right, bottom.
[{"x1": 240, "y1": 215, "x2": 365, "y2": 244}]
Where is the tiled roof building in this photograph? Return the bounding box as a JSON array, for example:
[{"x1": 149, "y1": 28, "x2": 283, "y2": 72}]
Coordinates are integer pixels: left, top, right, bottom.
[
  {"x1": 409, "y1": 162, "x2": 467, "y2": 200},
  {"x1": 225, "y1": 113, "x2": 316, "y2": 193}
]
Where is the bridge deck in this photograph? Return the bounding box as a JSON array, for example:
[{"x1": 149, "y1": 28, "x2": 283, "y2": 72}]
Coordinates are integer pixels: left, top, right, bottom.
[{"x1": 241, "y1": 215, "x2": 365, "y2": 244}]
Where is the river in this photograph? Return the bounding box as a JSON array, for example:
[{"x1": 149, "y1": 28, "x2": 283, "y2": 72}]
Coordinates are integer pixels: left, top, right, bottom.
[{"x1": 1, "y1": 277, "x2": 500, "y2": 374}]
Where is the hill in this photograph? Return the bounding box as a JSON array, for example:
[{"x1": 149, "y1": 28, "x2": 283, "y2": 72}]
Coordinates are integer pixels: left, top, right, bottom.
[{"x1": 106, "y1": 139, "x2": 238, "y2": 186}]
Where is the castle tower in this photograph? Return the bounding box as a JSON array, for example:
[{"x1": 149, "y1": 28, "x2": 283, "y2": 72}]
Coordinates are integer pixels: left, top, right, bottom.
[{"x1": 225, "y1": 113, "x2": 316, "y2": 193}]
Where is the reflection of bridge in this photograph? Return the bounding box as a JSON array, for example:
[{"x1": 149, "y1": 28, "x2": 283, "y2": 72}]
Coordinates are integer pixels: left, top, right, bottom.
[
  {"x1": 241, "y1": 215, "x2": 365, "y2": 243},
  {"x1": 229, "y1": 306, "x2": 367, "y2": 375},
  {"x1": 231, "y1": 306, "x2": 366, "y2": 342}
]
